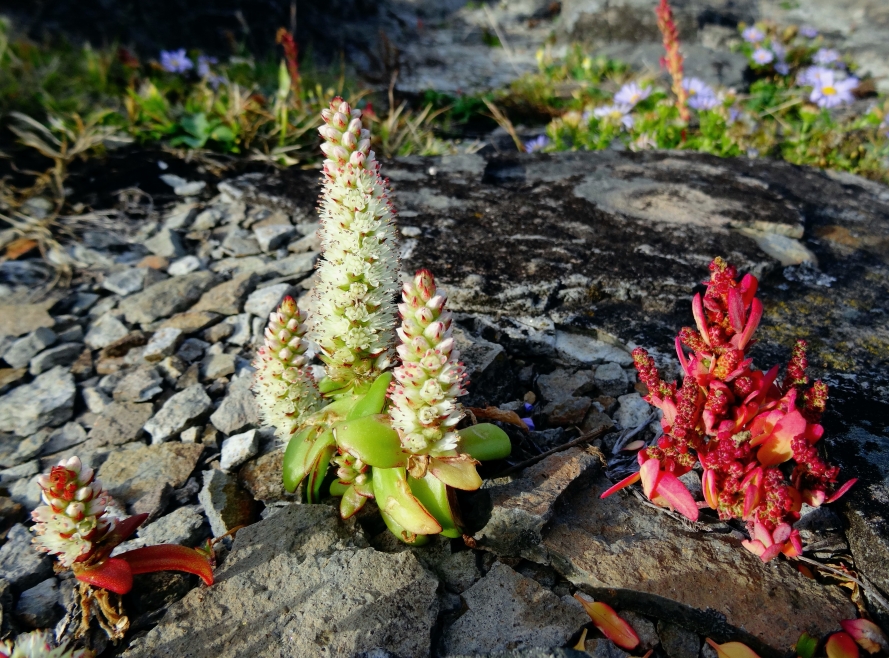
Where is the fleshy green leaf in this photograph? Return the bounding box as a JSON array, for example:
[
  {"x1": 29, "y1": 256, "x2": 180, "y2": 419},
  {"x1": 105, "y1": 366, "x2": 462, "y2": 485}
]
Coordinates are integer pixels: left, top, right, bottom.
[
  {"x1": 305, "y1": 432, "x2": 336, "y2": 503},
  {"x1": 379, "y1": 508, "x2": 431, "y2": 546},
  {"x1": 796, "y1": 632, "x2": 817, "y2": 658},
  {"x1": 334, "y1": 414, "x2": 407, "y2": 468},
  {"x1": 372, "y1": 466, "x2": 442, "y2": 536},
  {"x1": 429, "y1": 455, "x2": 482, "y2": 491},
  {"x1": 457, "y1": 424, "x2": 512, "y2": 461},
  {"x1": 409, "y1": 472, "x2": 461, "y2": 538},
  {"x1": 339, "y1": 485, "x2": 368, "y2": 519},
  {"x1": 347, "y1": 372, "x2": 393, "y2": 420},
  {"x1": 282, "y1": 426, "x2": 315, "y2": 492},
  {"x1": 330, "y1": 480, "x2": 349, "y2": 497}
]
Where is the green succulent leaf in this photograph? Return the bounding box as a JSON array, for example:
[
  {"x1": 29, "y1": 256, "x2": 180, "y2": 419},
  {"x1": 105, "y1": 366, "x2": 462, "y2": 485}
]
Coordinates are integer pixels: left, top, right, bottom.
[
  {"x1": 334, "y1": 414, "x2": 407, "y2": 468},
  {"x1": 379, "y1": 509, "x2": 431, "y2": 546},
  {"x1": 282, "y1": 426, "x2": 316, "y2": 492},
  {"x1": 305, "y1": 431, "x2": 336, "y2": 503},
  {"x1": 372, "y1": 466, "x2": 442, "y2": 536},
  {"x1": 329, "y1": 479, "x2": 349, "y2": 497},
  {"x1": 409, "y1": 472, "x2": 461, "y2": 539},
  {"x1": 347, "y1": 372, "x2": 393, "y2": 420},
  {"x1": 339, "y1": 484, "x2": 368, "y2": 519},
  {"x1": 429, "y1": 455, "x2": 482, "y2": 491},
  {"x1": 458, "y1": 423, "x2": 512, "y2": 461}
]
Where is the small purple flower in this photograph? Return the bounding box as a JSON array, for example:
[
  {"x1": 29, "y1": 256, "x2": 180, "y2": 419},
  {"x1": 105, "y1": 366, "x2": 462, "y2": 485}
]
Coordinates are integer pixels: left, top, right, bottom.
[
  {"x1": 797, "y1": 65, "x2": 833, "y2": 87},
  {"x1": 800, "y1": 26, "x2": 819, "y2": 39},
  {"x1": 521, "y1": 417, "x2": 536, "y2": 431},
  {"x1": 742, "y1": 26, "x2": 765, "y2": 43},
  {"x1": 728, "y1": 107, "x2": 742, "y2": 124},
  {"x1": 160, "y1": 49, "x2": 194, "y2": 74},
  {"x1": 682, "y1": 77, "x2": 719, "y2": 111},
  {"x1": 809, "y1": 71, "x2": 859, "y2": 108},
  {"x1": 197, "y1": 55, "x2": 218, "y2": 77},
  {"x1": 813, "y1": 48, "x2": 841, "y2": 66},
  {"x1": 613, "y1": 82, "x2": 651, "y2": 108},
  {"x1": 775, "y1": 61, "x2": 790, "y2": 76},
  {"x1": 522, "y1": 402, "x2": 534, "y2": 413},
  {"x1": 752, "y1": 48, "x2": 774, "y2": 65},
  {"x1": 593, "y1": 104, "x2": 634, "y2": 129},
  {"x1": 524, "y1": 135, "x2": 550, "y2": 153}
]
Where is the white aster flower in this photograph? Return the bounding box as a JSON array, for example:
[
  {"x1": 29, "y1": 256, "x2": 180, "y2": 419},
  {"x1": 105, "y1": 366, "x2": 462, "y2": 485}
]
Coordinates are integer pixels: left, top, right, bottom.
[{"x1": 389, "y1": 270, "x2": 468, "y2": 455}]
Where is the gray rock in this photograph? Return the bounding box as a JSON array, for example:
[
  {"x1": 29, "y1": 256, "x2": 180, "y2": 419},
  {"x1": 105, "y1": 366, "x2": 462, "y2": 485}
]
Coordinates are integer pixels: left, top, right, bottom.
[
  {"x1": 222, "y1": 229, "x2": 261, "y2": 257},
  {"x1": 474, "y1": 448, "x2": 600, "y2": 562},
  {"x1": 103, "y1": 267, "x2": 162, "y2": 296},
  {"x1": 122, "y1": 505, "x2": 438, "y2": 658},
  {"x1": 536, "y1": 369, "x2": 594, "y2": 404},
  {"x1": 4, "y1": 327, "x2": 56, "y2": 369},
  {"x1": 553, "y1": 332, "x2": 634, "y2": 367},
  {"x1": 0, "y1": 366, "x2": 75, "y2": 436},
  {"x1": 14, "y1": 577, "x2": 62, "y2": 628},
  {"x1": 210, "y1": 374, "x2": 260, "y2": 435},
  {"x1": 98, "y1": 442, "x2": 204, "y2": 503},
  {"x1": 584, "y1": 639, "x2": 631, "y2": 658},
  {"x1": 113, "y1": 367, "x2": 164, "y2": 402},
  {"x1": 9, "y1": 474, "x2": 41, "y2": 509},
  {"x1": 253, "y1": 224, "x2": 296, "y2": 252},
  {"x1": 201, "y1": 352, "x2": 235, "y2": 381},
  {"x1": 614, "y1": 393, "x2": 652, "y2": 429},
  {"x1": 220, "y1": 429, "x2": 258, "y2": 473},
  {"x1": 144, "y1": 384, "x2": 213, "y2": 443},
  {"x1": 163, "y1": 202, "x2": 198, "y2": 230},
  {"x1": 257, "y1": 252, "x2": 317, "y2": 278},
  {"x1": 288, "y1": 232, "x2": 319, "y2": 253},
  {"x1": 137, "y1": 505, "x2": 208, "y2": 547},
  {"x1": 452, "y1": 326, "x2": 510, "y2": 403},
  {"x1": 192, "y1": 272, "x2": 259, "y2": 316},
  {"x1": 131, "y1": 483, "x2": 174, "y2": 521},
  {"x1": 0, "y1": 302, "x2": 53, "y2": 339},
  {"x1": 84, "y1": 314, "x2": 129, "y2": 350},
  {"x1": 143, "y1": 327, "x2": 184, "y2": 362},
  {"x1": 622, "y1": 611, "x2": 658, "y2": 651},
  {"x1": 86, "y1": 401, "x2": 154, "y2": 447},
  {"x1": 0, "y1": 460, "x2": 38, "y2": 486},
  {"x1": 543, "y1": 396, "x2": 591, "y2": 427},
  {"x1": 243, "y1": 283, "x2": 295, "y2": 319},
  {"x1": 145, "y1": 227, "x2": 186, "y2": 259},
  {"x1": 29, "y1": 342, "x2": 83, "y2": 375},
  {"x1": 594, "y1": 362, "x2": 629, "y2": 397},
  {"x1": 119, "y1": 271, "x2": 218, "y2": 325},
  {"x1": 440, "y1": 562, "x2": 587, "y2": 656},
  {"x1": 197, "y1": 468, "x2": 257, "y2": 538},
  {"x1": 82, "y1": 385, "x2": 112, "y2": 414},
  {"x1": 42, "y1": 422, "x2": 88, "y2": 455},
  {"x1": 222, "y1": 313, "x2": 252, "y2": 346},
  {"x1": 168, "y1": 255, "x2": 203, "y2": 276},
  {"x1": 0, "y1": 524, "x2": 53, "y2": 591},
  {"x1": 203, "y1": 322, "x2": 233, "y2": 343},
  {"x1": 657, "y1": 621, "x2": 700, "y2": 658},
  {"x1": 54, "y1": 324, "x2": 84, "y2": 343},
  {"x1": 192, "y1": 206, "x2": 225, "y2": 231},
  {"x1": 177, "y1": 337, "x2": 208, "y2": 362}
]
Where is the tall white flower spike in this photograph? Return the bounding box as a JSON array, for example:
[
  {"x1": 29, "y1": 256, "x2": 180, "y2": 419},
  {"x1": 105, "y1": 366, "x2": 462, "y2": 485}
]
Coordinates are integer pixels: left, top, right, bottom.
[
  {"x1": 1, "y1": 631, "x2": 93, "y2": 658},
  {"x1": 313, "y1": 97, "x2": 400, "y2": 387},
  {"x1": 389, "y1": 269, "x2": 468, "y2": 455}
]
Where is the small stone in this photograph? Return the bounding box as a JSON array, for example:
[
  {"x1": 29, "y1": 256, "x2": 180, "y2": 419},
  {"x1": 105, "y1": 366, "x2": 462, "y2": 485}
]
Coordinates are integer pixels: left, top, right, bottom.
[
  {"x1": 238, "y1": 449, "x2": 295, "y2": 503},
  {"x1": 614, "y1": 393, "x2": 653, "y2": 429},
  {"x1": 554, "y1": 331, "x2": 633, "y2": 366},
  {"x1": 180, "y1": 426, "x2": 201, "y2": 443},
  {"x1": 158, "y1": 311, "x2": 221, "y2": 334},
  {"x1": 623, "y1": 611, "x2": 659, "y2": 651},
  {"x1": 220, "y1": 429, "x2": 258, "y2": 473},
  {"x1": 192, "y1": 206, "x2": 225, "y2": 231},
  {"x1": 0, "y1": 524, "x2": 53, "y2": 590},
  {"x1": 544, "y1": 396, "x2": 592, "y2": 427},
  {"x1": 144, "y1": 384, "x2": 213, "y2": 443},
  {"x1": 258, "y1": 252, "x2": 317, "y2": 278},
  {"x1": 99, "y1": 442, "x2": 204, "y2": 502},
  {"x1": 177, "y1": 337, "x2": 208, "y2": 363},
  {"x1": 54, "y1": 323, "x2": 84, "y2": 343},
  {"x1": 82, "y1": 385, "x2": 112, "y2": 414},
  {"x1": 4, "y1": 327, "x2": 56, "y2": 369},
  {"x1": 0, "y1": 367, "x2": 75, "y2": 436},
  {"x1": 173, "y1": 180, "x2": 206, "y2": 197},
  {"x1": 221, "y1": 314, "x2": 251, "y2": 345},
  {"x1": 113, "y1": 367, "x2": 164, "y2": 402},
  {"x1": 145, "y1": 227, "x2": 187, "y2": 259},
  {"x1": 87, "y1": 401, "x2": 154, "y2": 447},
  {"x1": 119, "y1": 271, "x2": 218, "y2": 325},
  {"x1": 131, "y1": 483, "x2": 174, "y2": 521},
  {"x1": 14, "y1": 577, "x2": 61, "y2": 628},
  {"x1": 0, "y1": 303, "x2": 53, "y2": 338},
  {"x1": 5, "y1": 432, "x2": 46, "y2": 467},
  {"x1": 42, "y1": 422, "x2": 88, "y2": 455},
  {"x1": 253, "y1": 224, "x2": 295, "y2": 252},
  {"x1": 137, "y1": 255, "x2": 170, "y2": 270},
  {"x1": 209, "y1": 374, "x2": 260, "y2": 435},
  {"x1": 440, "y1": 562, "x2": 588, "y2": 656},
  {"x1": 197, "y1": 468, "x2": 258, "y2": 538},
  {"x1": 222, "y1": 229, "x2": 261, "y2": 257},
  {"x1": 85, "y1": 315, "x2": 129, "y2": 350},
  {"x1": 192, "y1": 272, "x2": 259, "y2": 316},
  {"x1": 176, "y1": 363, "x2": 201, "y2": 390},
  {"x1": 586, "y1": 638, "x2": 632, "y2": 658},
  {"x1": 29, "y1": 342, "x2": 83, "y2": 375},
  {"x1": 244, "y1": 283, "x2": 295, "y2": 319},
  {"x1": 657, "y1": 620, "x2": 701, "y2": 658},
  {"x1": 288, "y1": 232, "x2": 320, "y2": 253},
  {"x1": 8, "y1": 474, "x2": 42, "y2": 509},
  {"x1": 99, "y1": 330, "x2": 148, "y2": 359},
  {"x1": 0, "y1": 368, "x2": 26, "y2": 393},
  {"x1": 102, "y1": 268, "x2": 162, "y2": 297},
  {"x1": 143, "y1": 327, "x2": 184, "y2": 362},
  {"x1": 168, "y1": 255, "x2": 203, "y2": 276},
  {"x1": 163, "y1": 203, "x2": 198, "y2": 230},
  {"x1": 594, "y1": 362, "x2": 630, "y2": 397},
  {"x1": 202, "y1": 426, "x2": 219, "y2": 449},
  {"x1": 203, "y1": 322, "x2": 233, "y2": 343},
  {"x1": 0, "y1": 460, "x2": 38, "y2": 486},
  {"x1": 70, "y1": 348, "x2": 94, "y2": 379},
  {"x1": 157, "y1": 355, "x2": 188, "y2": 383},
  {"x1": 537, "y1": 369, "x2": 595, "y2": 403},
  {"x1": 137, "y1": 505, "x2": 208, "y2": 546},
  {"x1": 580, "y1": 407, "x2": 615, "y2": 435},
  {"x1": 201, "y1": 353, "x2": 236, "y2": 381}
]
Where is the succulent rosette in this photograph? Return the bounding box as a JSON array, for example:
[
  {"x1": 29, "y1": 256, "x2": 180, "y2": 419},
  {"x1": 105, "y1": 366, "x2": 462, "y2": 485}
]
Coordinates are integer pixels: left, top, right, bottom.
[{"x1": 255, "y1": 98, "x2": 512, "y2": 544}]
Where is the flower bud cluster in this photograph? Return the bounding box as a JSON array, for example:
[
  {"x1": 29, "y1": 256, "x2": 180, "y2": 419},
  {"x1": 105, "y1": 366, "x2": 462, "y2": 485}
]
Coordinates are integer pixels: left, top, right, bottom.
[
  {"x1": 31, "y1": 457, "x2": 114, "y2": 568},
  {"x1": 313, "y1": 97, "x2": 399, "y2": 385},
  {"x1": 252, "y1": 296, "x2": 322, "y2": 440},
  {"x1": 1, "y1": 632, "x2": 93, "y2": 658},
  {"x1": 389, "y1": 270, "x2": 468, "y2": 455}
]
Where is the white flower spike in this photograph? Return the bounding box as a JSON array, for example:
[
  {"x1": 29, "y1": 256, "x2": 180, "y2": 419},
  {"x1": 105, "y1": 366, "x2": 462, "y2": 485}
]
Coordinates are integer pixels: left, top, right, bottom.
[{"x1": 1, "y1": 632, "x2": 93, "y2": 658}]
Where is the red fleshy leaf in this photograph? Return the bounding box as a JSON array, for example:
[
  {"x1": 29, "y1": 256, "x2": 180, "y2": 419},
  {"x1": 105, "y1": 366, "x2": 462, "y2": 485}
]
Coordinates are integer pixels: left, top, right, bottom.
[
  {"x1": 574, "y1": 595, "x2": 640, "y2": 650},
  {"x1": 600, "y1": 472, "x2": 641, "y2": 499},
  {"x1": 654, "y1": 471, "x2": 699, "y2": 521},
  {"x1": 639, "y1": 459, "x2": 661, "y2": 499},
  {"x1": 117, "y1": 544, "x2": 214, "y2": 586},
  {"x1": 826, "y1": 632, "x2": 860, "y2": 658},
  {"x1": 104, "y1": 513, "x2": 149, "y2": 548},
  {"x1": 727, "y1": 288, "x2": 746, "y2": 333},
  {"x1": 826, "y1": 479, "x2": 857, "y2": 504},
  {"x1": 75, "y1": 558, "x2": 134, "y2": 595},
  {"x1": 840, "y1": 619, "x2": 889, "y2": 654}
]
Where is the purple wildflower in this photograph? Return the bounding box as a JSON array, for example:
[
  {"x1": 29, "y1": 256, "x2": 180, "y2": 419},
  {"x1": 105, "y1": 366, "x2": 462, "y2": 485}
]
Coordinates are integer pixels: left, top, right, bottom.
[
  {"x1": 593, "y1": 104, "x2": 634, "y2": 129},
  {"x1": 752, "y1": 48, "x2": 774, "y2": 65},
  {"x1": 614, "y1": 82, "x2": 651, "y2": 108},
  {"x1": 682, "y1": 77, "x2": 719, "y2": 111},
  {"x1": 775, "y1": 61, "x2": 790, "y2": 76},
  {"x1": 197, "y1": 55, "x2": 218, "y2": 77},
  {"x1": 160, "y1": 49, "x2": 194, "y2": 74},
  {"x1": 728, "y1": 107, "x2": 741, "y2": 124},
  {"x1": 524, "y1": 135, "x2": 550, "y2": 153},
  {"x1": 797, "y1": 65, "x2": 833, "y2": 87},
  {"x1": 800, "y1": 26, "x2": 819, "y2": 39},
  {"x1": 742, "y1": 26, "x2": 765, "y2": 43},
  {"x1": 521, "y1": 417, "x2": 536, "y2": 431},
  {"x1": 809, "y1": 71, "x2": 859, "y2": 108},
  {"x1": 813, "y1": 48, "x2": 842, "y2": 67}
]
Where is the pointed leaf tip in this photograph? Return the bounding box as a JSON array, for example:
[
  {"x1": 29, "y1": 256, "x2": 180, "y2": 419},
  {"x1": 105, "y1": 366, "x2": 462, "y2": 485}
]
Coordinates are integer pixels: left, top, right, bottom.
[
  {"x1": 573, "y1": 595, "x2": 640, "y2": 651},
  {"x1": 826, "y1": 632, "x2": 860, "y2": 658}
]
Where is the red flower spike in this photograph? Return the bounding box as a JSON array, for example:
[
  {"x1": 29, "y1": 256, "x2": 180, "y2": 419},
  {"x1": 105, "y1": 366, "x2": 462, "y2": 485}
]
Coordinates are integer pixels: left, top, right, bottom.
[
  {"x1": 117, "y1": 545, "x2": 215, "y2": 586},
  {"x1": 826, "y1": 633, "x2": 860, "y2": 658},
  {"x1": 574, "y1": 594, "x2": 640, "y2": 650},
  {"x1": 75, "y1": 558, "x2": 134, "y2": 595},
  {"x1": 840, "y1": 619, "x2": 889, "y2": 655}
]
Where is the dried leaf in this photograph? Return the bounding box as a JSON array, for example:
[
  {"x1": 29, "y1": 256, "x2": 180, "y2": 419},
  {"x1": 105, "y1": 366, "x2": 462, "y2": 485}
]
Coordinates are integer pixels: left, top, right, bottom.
[
  {"x1": 469, "y1": 406, "x2": 530, "y2": 431},
  {"x1": 5, "y1": 238, "x2": 38, "y2": 260},
  {"x1": 573, "y1": 594, "x2": 640, "y2": 650}
]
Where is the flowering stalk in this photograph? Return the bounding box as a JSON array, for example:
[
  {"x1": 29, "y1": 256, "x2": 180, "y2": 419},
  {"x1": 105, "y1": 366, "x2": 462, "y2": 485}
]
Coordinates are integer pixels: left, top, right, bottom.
[
  {"x1": 0, "y1": 632, "x2": 93, "y2": 658},
  {"x1": 602, "y1": 258, "x2": 855, "y2": 561},
  {"x1": 252, "y1": 296, "x2": 322, "y2": 440},
  {"x1": 655, "y1": 0, "x2": 690, "y2": 122},
  {"x1": 313, "y1": 97, "x2": 400, "y2": 389}
]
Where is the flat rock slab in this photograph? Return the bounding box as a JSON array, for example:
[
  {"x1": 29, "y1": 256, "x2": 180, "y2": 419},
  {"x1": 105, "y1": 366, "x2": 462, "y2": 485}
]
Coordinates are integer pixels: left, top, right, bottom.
[
  {"x1": 98, "y1": 442, "x2": 203, "y2": 506},
  {"x1": 543, "y1": 473, "x2": 857, "y2": 654},
  {"x1": 440, "y1": 562, "x2": 588, "y2": 657},
  {"x1": 122, "y1": 505, "x2": 440, "y2": 658}
]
